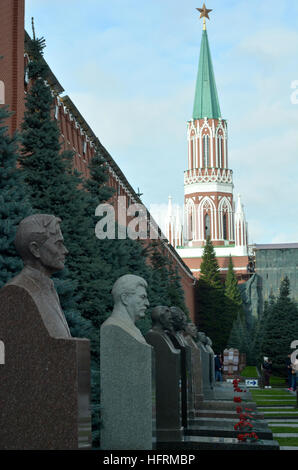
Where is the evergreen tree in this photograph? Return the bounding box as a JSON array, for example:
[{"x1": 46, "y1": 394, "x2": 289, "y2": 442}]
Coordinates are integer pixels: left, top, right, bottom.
[
  {"x1": 253, "y1": 292, "x2": 275, "y2": 367},
  {"x1": 196, "y1": 237, "x2": 227, "y2": 352},
  {"x1": 19, "y1": 34, "x2": 109, "y2": 447},
  {"x1": 0, "y1": 105, "x2": 32, "y2": 287},
  {"x1": 224, "y1": 255, "x2": 247, "y2": 355},
  {"x1": 200, "y1": 236, "x2": 222, "y2": 288},
  {"x1": 261, "y1": 277, "x2": 298, "y2": 376},
  {"x1": 227, "y1": 312, "x2": 252, "y2": 363},
  {"x1": 225, "y1": 255, "x2": 244, "y2": 317}
]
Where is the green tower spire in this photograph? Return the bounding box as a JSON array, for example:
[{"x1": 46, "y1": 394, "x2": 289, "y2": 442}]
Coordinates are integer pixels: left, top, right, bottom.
[{"x1": 192, "y1": 22, "x2": 221, "y2": 119}]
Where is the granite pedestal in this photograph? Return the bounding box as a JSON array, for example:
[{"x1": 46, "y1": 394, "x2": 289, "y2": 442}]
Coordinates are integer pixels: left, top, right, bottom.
[
  {"x1": 0, "y1": 285, "x2": 91, "y2": 450},
  {"x1": 168, "y1": 331, "x2": 195, "y2": 428},
  {"x1": 100, "y1": 318, "x2": 154, "y2": 450},
  {"x1": 145, "y1": 329, "x2": 183, "y2": 442}
]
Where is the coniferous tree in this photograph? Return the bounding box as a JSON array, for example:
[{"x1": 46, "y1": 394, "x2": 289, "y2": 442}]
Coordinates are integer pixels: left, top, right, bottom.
[
  {"x1": 224, "y1": 255, "x2": 247, "y2": 353},
  {"x1": 196, "y1": 237, "x2": 227, "y2": 352},
  {"x1": 225, "y1": 255, "x2": 244, "y2": 317},
  {"x1": 261, "y1": 277, "x2": 298, "y2": 376},
  {"x1": 200, "y1": 236, "x2": 222, "y2": 288},
  {"x1": 19, "y1": 34, "x2": 109, "y2": 447},
  {"x1": 0, "y1": 105, "x2": 32, "y2": 287},
  {"x1": 253, "y1": 292, "x2": 275, "y2": 367}
]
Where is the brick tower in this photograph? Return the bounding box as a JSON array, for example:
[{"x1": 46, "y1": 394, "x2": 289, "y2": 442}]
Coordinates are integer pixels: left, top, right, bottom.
[{"x1": 171, "y1": 5, "x2": 250, "y2": 280}]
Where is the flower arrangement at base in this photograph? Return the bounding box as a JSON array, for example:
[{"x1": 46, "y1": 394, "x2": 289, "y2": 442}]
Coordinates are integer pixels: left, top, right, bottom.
[
  {"x1": 232, "y1": 380, "x2": 259, "y2": 443},
  {"x1": 237, "y1": 432, "x2": 259, "y2": 443}
]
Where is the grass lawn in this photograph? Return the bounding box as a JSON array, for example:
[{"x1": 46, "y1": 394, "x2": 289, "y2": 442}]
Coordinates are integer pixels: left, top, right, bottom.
[
  {"x1": 271, "y1": 376, "x2": 287, "y2": 386},
  {"x1": 251, "y1": 389, "x2": 291, "y2": 397},
  {"x1": 255, "y1": 401, "x2": 296, "y2": 406},
  {"x1": 250, "y1": 388, "x2": 296, "y2": 406},
  {"x1": 269, "y1": 426, "x2": 298, "y2": 433},
  {"x1": 241, "y1": 366, "x2": 258, "y2": 378},
  {"x1": 274, "y1": 437, "x2": 298, "y2": 446}
]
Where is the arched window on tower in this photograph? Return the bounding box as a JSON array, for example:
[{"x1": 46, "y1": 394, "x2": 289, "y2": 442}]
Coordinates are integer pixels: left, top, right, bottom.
[
  {"x1": 203, "y1": 135, "x2": 210, "y2": 167},
  {"x1": 217, "y1": 136, "x2": 222, "y2": 168},
  {"x1": 223, "y1": 213, "x2": 227, "y2": 240},
  {"x1": 0, "y1": 81, "x2": 5, "y2": 104},
  {"x1": 205, "y1": 213, "x2": 210, "y2": 239}
]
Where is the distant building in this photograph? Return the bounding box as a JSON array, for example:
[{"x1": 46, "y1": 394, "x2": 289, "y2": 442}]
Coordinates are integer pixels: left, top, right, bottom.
[{"x1": 253, "y1": 243, "x2": 298, "y2": 302}]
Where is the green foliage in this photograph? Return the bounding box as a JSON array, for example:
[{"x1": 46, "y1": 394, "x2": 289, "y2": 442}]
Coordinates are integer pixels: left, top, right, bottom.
[
  {"x1": 253, "y1": 292, "x2": 275, "y2": 367},
  {"x1": 199, "y1": 236, "x2": 222, "y2": 288},
  {"x1": 225, "y1": 255, "x2": 243, "y2": 312},
  {"x1": 149, "y1": 240, "x2": 188, "y2": 317},
  {"x1": 240, "y1": 366, "x2": 258, "y2": 378},
  {"x1": 225, "y1": 256, "x2": 256, "y2": 361},
  {"x1": 0, "y1": 105, "x2": 32, "y2": 287},
  {"x1": 260, "y1": 277, "x2": 298, "y2": 376},
  {"x1": 227, "y1": 312, "x2": 251, "y2": 358},
  {"x1": 196, "y1": 238, "x2": 228, "y2": 352},
  {"x1": 20, "y1": 35, "x2": 108, "y2": 447}
]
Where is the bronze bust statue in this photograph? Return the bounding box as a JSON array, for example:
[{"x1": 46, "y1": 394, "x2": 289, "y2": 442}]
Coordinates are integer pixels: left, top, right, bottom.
[{"x1": 7, "y1": 214, "x2": 71, "y2": 338}]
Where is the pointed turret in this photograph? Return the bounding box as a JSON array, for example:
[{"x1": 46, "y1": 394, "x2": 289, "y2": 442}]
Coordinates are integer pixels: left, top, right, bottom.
[
  {"x1": 235, "y1": 194, "x2": 248, "y2": 248},
  {"x1": 192, "y1": 24, "x2": 221, "y2": 119}
]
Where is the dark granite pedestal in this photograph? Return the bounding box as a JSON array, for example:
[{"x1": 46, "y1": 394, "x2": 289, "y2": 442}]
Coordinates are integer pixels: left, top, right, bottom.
[
  {"x1": 145, "y1": 329, "x2": 183, "y2": 442},
  {"x1": 156, "y1": 435, "x2": 279, "y2": 451},
  {"x1": 186, "y1": 419, "x2": 273, "y2": 440},
  {"x1": 168, "y1": 331, "x2": 195, "y2": 427},
  {"x1": 0, "y1": 285, "x2": 91, "y2": 450}
]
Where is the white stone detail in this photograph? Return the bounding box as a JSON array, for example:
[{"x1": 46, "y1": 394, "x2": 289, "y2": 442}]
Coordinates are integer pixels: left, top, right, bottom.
[{"x1": 184, "y1": 167, "x2": 233, "y2": 185}]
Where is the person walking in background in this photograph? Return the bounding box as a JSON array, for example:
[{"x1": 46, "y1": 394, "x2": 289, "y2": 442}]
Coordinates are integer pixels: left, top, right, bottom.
[
  {"x1": 262, "y1": 357, "x2": 272, "y2": 388},
  {"x1": 290, "y1": 357, "x2": 298, "y2": 392},
  {"x1": 214, "y1": 354, "x2": 223, "y2": 382},
  {"x1": 286, "y1": 354, "x2": 293, "y2": 390}
]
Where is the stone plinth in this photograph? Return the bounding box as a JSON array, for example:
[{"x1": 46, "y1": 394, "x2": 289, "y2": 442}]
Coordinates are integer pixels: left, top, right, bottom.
[
  {"x1": 197, "y1": 340, "x2": 213, "y2": 396},
  {"x1": 145, "y1": 329, "x2": 183, "y2": 442},
  {"x1": 100, "y1": 320, "x2": 154, "y2": 450},
  {"x1": 184, "y1": 335, "x2": 204, "y2": 408},
  {"x1": 157, "y1": 435, "x2": 279, "y2": 451},
  {"x1": 0, "y1": 285, "x2": 91, "y2": 450},
  {"x1": 168, "y1": 331, "x2": 195, "y2": 428}
]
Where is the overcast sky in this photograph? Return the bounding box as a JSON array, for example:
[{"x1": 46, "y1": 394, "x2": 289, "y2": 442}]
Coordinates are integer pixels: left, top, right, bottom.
[{"x1": 25, "y1": 0, "x2": 298, "y2": 244}]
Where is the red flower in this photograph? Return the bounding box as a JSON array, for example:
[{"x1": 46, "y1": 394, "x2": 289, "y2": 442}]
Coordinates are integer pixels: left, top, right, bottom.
[
  {"x1": 236, "y1": 406, "x2": 242, "y2": 414},
  {"x1": 234, "y1": 396, "x2": 242, "y2": 403}
]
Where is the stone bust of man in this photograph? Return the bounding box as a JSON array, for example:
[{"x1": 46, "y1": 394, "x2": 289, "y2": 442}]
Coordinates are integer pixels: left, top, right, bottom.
[
  {"x1": 170, "y1": 306, "x2": 188, "y2": 333},
  {"x1": 198, "y1": 331, "x2": 207, "y2": 346},
  {"x1": 6, "y1": 214, "x2": 71, "y2": 338},
  {"x1": 185, "y1": 322, "x2": 198, "y2": 341},
  {"x1": 103, "y1": 274, "x2": 149, "y2": 343},
  {"x1": 150, "y1": 305, "x2": 174, "y2": 334}
]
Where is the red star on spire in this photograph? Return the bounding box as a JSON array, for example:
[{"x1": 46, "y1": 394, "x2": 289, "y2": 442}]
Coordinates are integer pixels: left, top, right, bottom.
[{"x1": 196, "y1": 3, "x2": 213, "y2": 20}]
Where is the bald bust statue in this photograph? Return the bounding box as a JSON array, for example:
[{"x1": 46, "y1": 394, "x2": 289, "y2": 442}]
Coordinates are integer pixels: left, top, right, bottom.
[{"x1": 7, "y1": 214, "x2": 71, "y2": 338}]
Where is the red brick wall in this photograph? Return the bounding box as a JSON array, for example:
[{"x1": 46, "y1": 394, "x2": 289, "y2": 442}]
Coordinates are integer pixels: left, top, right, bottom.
[{"x1": 0, "y1": 0, "x2": 25, "y2": 134}]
